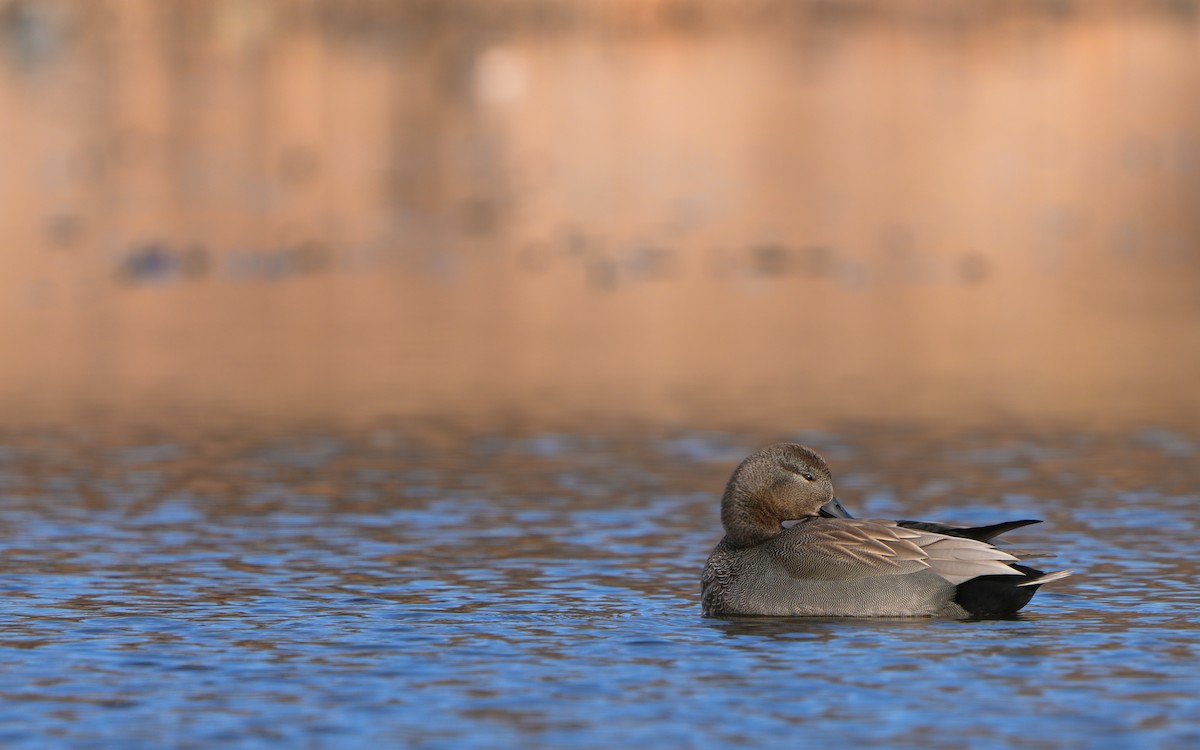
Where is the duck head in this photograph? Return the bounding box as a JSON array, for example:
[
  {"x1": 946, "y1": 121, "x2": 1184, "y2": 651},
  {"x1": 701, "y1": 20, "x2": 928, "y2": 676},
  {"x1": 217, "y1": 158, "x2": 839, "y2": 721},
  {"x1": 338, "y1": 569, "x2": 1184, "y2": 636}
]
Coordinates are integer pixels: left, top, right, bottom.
[{"x1": 720, "y1": 443, "x2": 850, "y2": 547}]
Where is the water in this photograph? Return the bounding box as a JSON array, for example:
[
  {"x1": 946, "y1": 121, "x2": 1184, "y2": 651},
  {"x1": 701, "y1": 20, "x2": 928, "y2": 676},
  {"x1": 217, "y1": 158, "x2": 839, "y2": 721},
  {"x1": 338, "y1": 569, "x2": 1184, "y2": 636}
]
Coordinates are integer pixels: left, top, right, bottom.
[{"x1": 2, "y1": 423, "x2": 1198, "y2": 748}]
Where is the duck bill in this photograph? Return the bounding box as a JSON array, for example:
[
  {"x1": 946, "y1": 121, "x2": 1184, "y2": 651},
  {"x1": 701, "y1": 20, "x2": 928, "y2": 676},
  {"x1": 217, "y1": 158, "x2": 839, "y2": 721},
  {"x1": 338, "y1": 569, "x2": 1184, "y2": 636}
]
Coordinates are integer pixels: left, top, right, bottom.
[{"x1": 818, "y1": 496, "x2": 853, "y2": 519}]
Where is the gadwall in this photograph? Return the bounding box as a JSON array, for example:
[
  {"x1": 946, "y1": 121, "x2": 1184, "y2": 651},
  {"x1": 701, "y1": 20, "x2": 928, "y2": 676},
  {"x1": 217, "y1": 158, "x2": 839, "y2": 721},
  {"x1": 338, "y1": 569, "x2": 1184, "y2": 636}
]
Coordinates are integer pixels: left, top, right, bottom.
[{"x1": 701, "y1": 444, "x2": 1072, "y2": 618}]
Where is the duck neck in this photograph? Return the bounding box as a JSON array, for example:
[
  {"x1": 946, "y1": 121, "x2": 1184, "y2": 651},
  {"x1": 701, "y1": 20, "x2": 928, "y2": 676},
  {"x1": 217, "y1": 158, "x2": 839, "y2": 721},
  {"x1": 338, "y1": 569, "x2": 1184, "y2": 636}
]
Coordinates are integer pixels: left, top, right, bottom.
[{"x1": 721, "y1": 488, "x2": 783, "y2": 548}]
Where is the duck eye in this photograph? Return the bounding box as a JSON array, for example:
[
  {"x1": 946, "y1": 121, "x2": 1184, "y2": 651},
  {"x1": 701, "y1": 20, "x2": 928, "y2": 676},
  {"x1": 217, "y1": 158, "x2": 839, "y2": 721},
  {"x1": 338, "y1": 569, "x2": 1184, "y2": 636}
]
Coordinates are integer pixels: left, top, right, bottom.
[{"x1": 802, "y1": 472, "x2": 815, "y2": 482}]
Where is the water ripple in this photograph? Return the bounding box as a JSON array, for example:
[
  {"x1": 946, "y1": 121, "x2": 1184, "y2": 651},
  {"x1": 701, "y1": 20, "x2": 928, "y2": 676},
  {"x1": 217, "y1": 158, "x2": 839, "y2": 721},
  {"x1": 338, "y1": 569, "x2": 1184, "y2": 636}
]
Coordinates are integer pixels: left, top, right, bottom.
[{"x1": 0, "y1": 425, "x2": 1198, "y2": 748}]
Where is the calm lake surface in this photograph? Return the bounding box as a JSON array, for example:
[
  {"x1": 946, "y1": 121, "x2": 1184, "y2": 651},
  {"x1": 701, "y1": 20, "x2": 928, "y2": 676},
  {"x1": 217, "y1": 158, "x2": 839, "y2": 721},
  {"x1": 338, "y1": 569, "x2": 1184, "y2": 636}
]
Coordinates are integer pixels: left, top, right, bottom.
[{"x1": 2, "y1": 422, "x2": 1197, "y2": 748}]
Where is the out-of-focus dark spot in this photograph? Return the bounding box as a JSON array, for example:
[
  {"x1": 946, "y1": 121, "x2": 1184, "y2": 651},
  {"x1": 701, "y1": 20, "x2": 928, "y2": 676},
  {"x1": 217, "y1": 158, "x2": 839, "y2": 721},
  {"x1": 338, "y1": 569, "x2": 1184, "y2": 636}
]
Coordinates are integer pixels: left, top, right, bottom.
[
  {"x1": 459, "y1": 196, "x2": 501, "y2": 235},
  {"x1": 267, "y1": 250, "x2": 293, "y2": 280},
  {"x1": 661, "y1": 1, "x2": 704, "y2": 31},
  {"x1": 1162, "y1": 0, "x2": 1199, "y2": 22},
  {"x1": 317, "y1": 0, "x2": 407, "y2": 40},
  {"x1": 45, "y1": 214, "x2": 83, "y2": 248},
  {"x1": 1, "y1": 0, "x2": 61, "y2": 71},
  {"x1": 807, "y1": 0, "x2": 870, "y2": 24},
  {"x1": 626, "y1": 246, "x2": 674, "y2": 280},
  {"x1": 278, "y1": 147, "x2": 319, "y2": 185},
  {"x1": 1044, "y1": 0, "x2": 1076, "y2": 20},
  {"x1": 274, "y1": 247, "x2": 306, "y2": 278},
  {"x1": 180, "y1": 245, "x2": 209, "y2": 279},
  {"x1": 960, "y1": 253, "x2": 989, "y2": 284},
  {"x1": 437, "y1": 43, "x2": 480, "y2": 103},
  {"x1": 562, "y1": 227, "x2": 590, "y2": 257},
  {"x1": 750, "y1": 243, "x2": 793, "y2": 276},
  {"x1": 587, "y1": 257, "x2": 618, "y2": 290},
  {"x1": 117, "y1": 243, "x2": 175, "y2": 285}
]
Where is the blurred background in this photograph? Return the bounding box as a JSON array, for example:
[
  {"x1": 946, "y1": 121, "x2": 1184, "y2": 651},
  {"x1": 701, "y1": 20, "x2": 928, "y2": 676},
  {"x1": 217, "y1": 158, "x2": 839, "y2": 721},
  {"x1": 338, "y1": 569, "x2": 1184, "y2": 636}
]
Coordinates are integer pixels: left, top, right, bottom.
[{"x1": 2, "y1": 0, "x2": 1199, "y2": 430}]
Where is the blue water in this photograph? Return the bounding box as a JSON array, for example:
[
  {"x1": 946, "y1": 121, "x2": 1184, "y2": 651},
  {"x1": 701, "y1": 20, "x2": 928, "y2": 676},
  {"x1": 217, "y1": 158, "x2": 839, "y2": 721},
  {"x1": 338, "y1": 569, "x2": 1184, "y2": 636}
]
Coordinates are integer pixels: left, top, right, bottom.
[{"x1": 1, "y1": 425, "x2": 1198, "y2": 748}]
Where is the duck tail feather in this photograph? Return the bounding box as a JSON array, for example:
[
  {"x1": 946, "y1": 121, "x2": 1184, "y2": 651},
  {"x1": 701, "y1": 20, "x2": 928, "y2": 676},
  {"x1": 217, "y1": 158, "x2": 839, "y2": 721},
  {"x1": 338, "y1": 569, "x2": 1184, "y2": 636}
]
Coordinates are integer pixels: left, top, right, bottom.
[
  {"x1": 897, "y1": 519, "x2": 1041, "y2": 542},
  {"x1": 1016, "y1": 568, "x2": 1073, "y2": 587}
]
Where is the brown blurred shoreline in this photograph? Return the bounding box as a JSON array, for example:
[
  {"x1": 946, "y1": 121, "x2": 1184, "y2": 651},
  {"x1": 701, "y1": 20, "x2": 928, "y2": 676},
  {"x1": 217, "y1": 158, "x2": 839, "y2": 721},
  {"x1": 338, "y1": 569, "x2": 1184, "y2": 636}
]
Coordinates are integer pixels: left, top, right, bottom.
[{"x1": 2, "y1": 0, "x2": 1198, "y2": 432}]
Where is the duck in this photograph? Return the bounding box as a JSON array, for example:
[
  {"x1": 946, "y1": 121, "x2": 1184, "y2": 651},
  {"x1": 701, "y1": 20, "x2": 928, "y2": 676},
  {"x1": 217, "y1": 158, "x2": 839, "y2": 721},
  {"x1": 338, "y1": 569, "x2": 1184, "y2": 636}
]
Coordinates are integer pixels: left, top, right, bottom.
[{"x1": 701, "y1": 443, "x2": 1072, "y2": 618}]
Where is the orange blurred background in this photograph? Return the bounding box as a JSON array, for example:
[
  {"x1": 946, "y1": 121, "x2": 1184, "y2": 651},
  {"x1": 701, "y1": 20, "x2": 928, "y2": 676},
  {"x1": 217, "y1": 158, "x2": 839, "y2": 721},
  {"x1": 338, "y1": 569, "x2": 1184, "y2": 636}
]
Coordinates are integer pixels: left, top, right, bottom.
[{"x1": 3, "y1": 0, "x2": 1199, "y2": 430}]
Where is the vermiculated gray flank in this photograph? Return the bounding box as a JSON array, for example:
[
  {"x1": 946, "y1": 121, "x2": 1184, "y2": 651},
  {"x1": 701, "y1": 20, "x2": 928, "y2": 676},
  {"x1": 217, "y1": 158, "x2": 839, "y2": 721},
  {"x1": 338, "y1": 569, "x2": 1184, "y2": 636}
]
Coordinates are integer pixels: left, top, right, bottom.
[{"x1": 701, "y1": 444, "x2": 1072, "y2": 618}]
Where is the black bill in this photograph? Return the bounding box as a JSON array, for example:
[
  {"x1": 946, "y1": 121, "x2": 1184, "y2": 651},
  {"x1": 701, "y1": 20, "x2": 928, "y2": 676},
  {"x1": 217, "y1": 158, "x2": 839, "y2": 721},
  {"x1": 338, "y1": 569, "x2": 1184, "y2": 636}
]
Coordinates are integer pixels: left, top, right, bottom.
[{"x1": 818, "y1": 496, "x2": 853, "y2": 519}]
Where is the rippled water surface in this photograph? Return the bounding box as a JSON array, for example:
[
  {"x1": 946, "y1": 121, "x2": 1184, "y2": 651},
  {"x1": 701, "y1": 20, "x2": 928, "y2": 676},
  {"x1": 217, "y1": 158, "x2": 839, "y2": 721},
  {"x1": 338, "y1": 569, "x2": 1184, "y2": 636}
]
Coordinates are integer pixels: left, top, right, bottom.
[{"x1": 2, "y1": 423, "x2": 1199, "y2": 748}]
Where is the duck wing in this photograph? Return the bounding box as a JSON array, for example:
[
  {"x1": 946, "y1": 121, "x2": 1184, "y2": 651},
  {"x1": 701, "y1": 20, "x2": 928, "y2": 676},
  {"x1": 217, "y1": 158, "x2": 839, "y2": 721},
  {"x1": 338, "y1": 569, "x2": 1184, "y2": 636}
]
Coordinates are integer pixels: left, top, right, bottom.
[{"x1": 780, "y1": 518, "x2": 1026, "y2": 585}]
